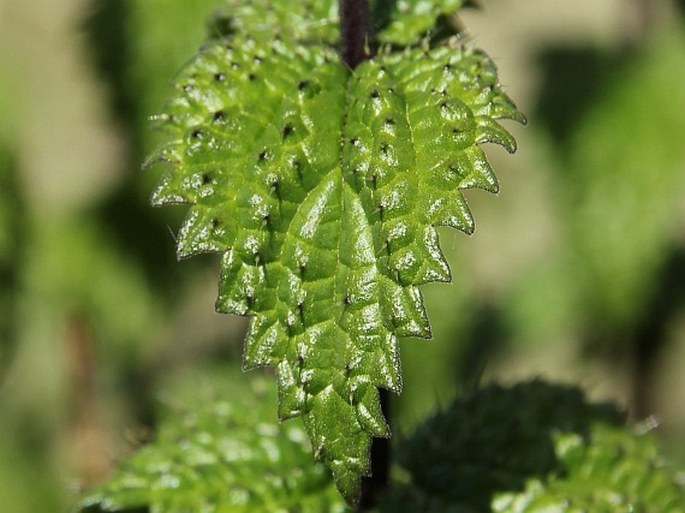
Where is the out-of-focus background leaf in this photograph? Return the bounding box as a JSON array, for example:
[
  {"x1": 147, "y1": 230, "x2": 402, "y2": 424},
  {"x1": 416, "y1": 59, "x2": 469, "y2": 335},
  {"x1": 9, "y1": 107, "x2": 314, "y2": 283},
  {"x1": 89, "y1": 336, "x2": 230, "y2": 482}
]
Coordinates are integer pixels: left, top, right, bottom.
[{"x1": 1, "y1": 0, "x2": 684, "y2": 511}]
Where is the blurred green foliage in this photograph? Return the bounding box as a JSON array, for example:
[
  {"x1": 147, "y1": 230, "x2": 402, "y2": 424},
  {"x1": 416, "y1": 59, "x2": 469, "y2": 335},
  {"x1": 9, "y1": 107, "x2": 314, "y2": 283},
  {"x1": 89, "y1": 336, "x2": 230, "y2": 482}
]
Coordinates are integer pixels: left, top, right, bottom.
[
  {"x1": 493, "y1": 425, "x2": 685, "y2": 512},
  {"x1": 382, "y1": 380, "x2": 624, "y2": 512},
  {"x1": 384, "y1": 381, "x2": 684, "y2": 512}
]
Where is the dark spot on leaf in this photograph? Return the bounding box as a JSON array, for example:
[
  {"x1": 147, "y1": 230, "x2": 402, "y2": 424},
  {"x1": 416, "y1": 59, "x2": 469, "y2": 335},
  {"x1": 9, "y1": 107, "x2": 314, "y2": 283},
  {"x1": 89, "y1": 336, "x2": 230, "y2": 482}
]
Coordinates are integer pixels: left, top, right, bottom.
[
  {"x1": 253, "y1": 56, "x2": 262, "y2": 64},
  {"x1": 344, "y1": 295, "x2": 351, "y2": 305},
  {"x1": 298, "y1": 80, "x2": 309, "y2": 91},
  {"x1": 370, "y1": 89, "x2": 380, "y2": 99},
  {"x1": 248, "y1": 73, "x2": 256, "y2": 81},
  {"x1": 231, "y1": 61, "x2": 239, "y2": 69},
  {"x1": 213, "y1": 110, "x2": 225, "y2": 122},
  {"x1": 380, "y1": 143, "x2": 389, "y2": 154},
  {"x1": 214, "y1": 72, "x2": 226, "y2": 82},
  {"x1": 350, "y1": 137, "x2": 359, "y2": 146},
  {"x1": 444, "y1": 62, "x2": 453, "y2": 71},
  {"x1": 211, "y1": 218, "x2": 221, "y2": 228},
  {"x1": 385, "y1": 117, "x2": 395, "y2": 126},
  {"x1": 191, "y1": 129, "x2": 202, "y2": 139},
  {"x1": 258, "y1": 150, "x2": 269, "y2": 161},
  {"x1": 202, "y1": 174, "x2": 212, "y2": 184},
  {"x1": 282, "y1": 123, "x2": 294, "y2": 139}
]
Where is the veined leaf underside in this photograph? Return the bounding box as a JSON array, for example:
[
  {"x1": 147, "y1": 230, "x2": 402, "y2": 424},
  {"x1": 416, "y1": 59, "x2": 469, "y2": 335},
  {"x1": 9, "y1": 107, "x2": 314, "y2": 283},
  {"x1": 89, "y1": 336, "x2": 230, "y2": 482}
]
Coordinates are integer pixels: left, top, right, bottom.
[{"x1": 149, "y1": 18, "x2": 523, "y2": 502}]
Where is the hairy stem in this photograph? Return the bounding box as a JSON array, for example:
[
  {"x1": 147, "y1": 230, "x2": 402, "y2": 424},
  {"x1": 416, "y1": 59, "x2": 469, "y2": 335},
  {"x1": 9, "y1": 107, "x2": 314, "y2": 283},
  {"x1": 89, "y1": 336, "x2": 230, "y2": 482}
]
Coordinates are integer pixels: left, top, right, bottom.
[{"x1": 339, "y1": 0, "x2": 371, "y2": 69}]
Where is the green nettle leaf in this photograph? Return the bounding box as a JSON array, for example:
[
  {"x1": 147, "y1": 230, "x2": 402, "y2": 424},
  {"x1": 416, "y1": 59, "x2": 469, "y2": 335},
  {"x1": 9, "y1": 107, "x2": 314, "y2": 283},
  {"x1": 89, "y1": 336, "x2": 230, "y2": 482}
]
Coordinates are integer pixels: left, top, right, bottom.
[
  {"x1": 149, "y1": 1, "x2": 523, "y2": 502},
  {"x1": 81, "y1": 372, "x2": 347, "y2": 512}
]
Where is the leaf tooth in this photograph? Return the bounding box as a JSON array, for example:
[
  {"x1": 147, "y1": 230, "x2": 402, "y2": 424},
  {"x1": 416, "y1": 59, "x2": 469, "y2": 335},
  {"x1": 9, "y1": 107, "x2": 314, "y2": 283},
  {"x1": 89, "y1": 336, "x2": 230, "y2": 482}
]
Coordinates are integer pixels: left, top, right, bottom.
[
  {"x1": 215, "y1": 249, "x2": 270, "y2": 315},
  {"x1": 354, "y1": 384, "x2": 391, "y2": 438},
  {"x1": 417, "y1": 226, "x2": 451, "y2": 283},
  {"x1": 380, "y1": 279, "x2": 431, "y2": 339},
  {"x1": 350, "y1": 332, "x2": 402, "y2": 393},
  {"x1": 457, "y1": 146, "x2": 500, "y2": 194},
  {"x1": 151, "y1": 171, "x2": 189, "y2": 206},
  {"x1": 276, "y1": 360, "x2": 306, "y2": 420},
  {"x1": 176, "y1": 206, "x2": 230, "y2": 259},
  {"x1": 475, "y1": 117, "x2": 518, "y2": 154},
  {"x1": 488, "y1": 94, "x2": 527, "y2": 124},
  {"x1": 379, "y1": 333, "x2": 403, "y2": 392},
  {"x1": 243, "y1": 314, "x2": 285, "y2": 369},
  {"x1": 143, "y1": 143, "x2": 182, "y2": 171},
  {"x1": 424, "y1": 191, "x2": 475, "y2": 234}
]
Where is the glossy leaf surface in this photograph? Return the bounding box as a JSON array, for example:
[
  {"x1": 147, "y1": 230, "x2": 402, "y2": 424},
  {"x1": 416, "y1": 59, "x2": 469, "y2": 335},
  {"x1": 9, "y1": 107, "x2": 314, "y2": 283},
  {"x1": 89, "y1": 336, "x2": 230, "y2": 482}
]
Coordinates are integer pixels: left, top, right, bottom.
[{"x1": 150, "y1": 1, "x2": 522, "y2": 502}]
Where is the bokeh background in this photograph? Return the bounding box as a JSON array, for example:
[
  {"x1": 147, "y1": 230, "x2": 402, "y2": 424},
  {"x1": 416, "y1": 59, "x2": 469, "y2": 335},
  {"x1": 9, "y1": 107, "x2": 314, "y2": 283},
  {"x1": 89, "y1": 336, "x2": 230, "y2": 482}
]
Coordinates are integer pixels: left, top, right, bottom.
[{"x1": 1, "y1": 0, "x2": 684, "y2": 510}]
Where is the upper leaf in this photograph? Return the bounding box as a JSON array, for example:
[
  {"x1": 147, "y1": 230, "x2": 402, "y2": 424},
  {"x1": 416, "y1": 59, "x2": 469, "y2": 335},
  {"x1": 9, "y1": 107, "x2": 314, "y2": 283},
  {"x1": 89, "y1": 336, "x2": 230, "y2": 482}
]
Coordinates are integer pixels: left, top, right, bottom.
[
  {"x1": 149, "y1": 2, "x2": 523, "y2": 503},
  {"x1": 209, "y1": 0, "x2": 469, "y2": 46},
  {"x1": 374, "y1": 0, "x2": 466, "y2": 45}
]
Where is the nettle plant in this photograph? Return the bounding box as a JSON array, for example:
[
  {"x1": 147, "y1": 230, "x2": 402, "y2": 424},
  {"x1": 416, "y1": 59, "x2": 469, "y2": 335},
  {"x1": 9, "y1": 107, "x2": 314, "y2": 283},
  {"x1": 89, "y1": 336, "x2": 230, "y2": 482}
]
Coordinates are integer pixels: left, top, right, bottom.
[
  {"x1": 81, "y1": 3, "x2": 685, "y2": 511},
  {"x1": 151, "y1": 0, "x2": 519, "y2": 505}
]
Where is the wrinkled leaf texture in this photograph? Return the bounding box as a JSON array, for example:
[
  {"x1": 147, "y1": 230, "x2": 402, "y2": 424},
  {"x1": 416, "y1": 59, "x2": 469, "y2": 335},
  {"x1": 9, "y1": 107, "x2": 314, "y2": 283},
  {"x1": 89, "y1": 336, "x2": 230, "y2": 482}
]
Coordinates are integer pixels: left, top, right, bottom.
[{"x1": 149, "y1": 0, "x2": 524, "y2": 502}]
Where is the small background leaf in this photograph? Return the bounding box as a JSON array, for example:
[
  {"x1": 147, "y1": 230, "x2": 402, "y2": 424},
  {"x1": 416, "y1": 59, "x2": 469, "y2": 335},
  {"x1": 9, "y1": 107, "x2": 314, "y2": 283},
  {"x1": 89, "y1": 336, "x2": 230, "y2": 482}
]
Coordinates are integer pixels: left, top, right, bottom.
[{"x1": 81, "y1": 367, "x2": 348, "y2": 513}]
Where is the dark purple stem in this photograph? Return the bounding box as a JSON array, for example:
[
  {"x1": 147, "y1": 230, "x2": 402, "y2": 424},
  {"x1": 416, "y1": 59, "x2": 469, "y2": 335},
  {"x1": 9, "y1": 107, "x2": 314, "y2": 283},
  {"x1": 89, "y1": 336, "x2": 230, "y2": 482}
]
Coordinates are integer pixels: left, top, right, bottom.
[
  {"x1": 359, "y1": 389, "x2": 390, "y2": 510},
  {"x1": 339, "y1": 1, "x2": 388, "y2": 509},
  {"x1": 339, "y1": 0, "x2": 371, "y2": 69}
]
